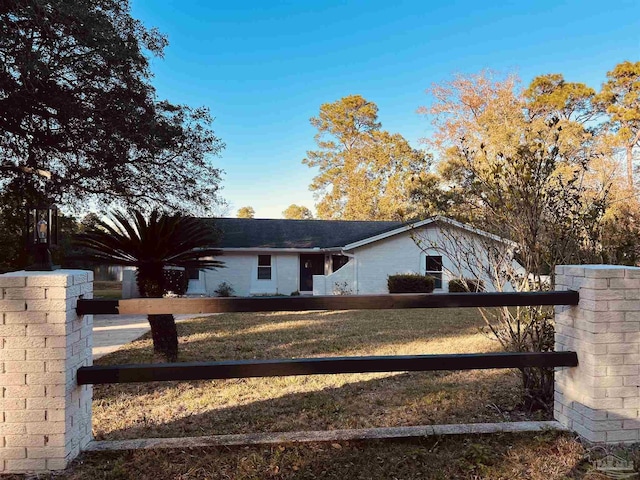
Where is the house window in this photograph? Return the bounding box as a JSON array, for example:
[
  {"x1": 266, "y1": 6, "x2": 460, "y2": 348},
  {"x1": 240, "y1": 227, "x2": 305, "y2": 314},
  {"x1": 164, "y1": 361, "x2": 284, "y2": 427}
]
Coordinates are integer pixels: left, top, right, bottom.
[
  {"x1": 257, "y1": 255, "x2": 272, "y2": 280},
  {"x1": 426, "y1": 255, "x2": 443, "y2": 289}
]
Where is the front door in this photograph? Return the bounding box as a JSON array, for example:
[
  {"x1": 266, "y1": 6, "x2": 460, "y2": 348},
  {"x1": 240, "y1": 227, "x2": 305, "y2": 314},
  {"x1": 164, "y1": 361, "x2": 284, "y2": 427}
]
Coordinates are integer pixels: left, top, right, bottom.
[{"x1": 299, "y1": 254, "x2": 325, "y2": 292}]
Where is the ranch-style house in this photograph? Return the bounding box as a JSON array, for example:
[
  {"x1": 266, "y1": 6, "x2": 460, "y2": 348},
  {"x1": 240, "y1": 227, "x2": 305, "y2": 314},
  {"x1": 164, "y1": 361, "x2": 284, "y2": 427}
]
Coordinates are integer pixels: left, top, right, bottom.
[{"x1": 183, "y1": 216, "x2": 516, "y2": 297}]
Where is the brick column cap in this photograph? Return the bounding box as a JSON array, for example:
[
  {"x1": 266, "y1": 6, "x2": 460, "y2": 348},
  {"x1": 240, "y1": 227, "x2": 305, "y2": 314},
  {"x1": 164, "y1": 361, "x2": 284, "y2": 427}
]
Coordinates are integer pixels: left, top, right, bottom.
[
  {"x1": 0, "y1": 270, "x2": 93, "y2": 287},
  {"x1": 0, "y1": 269, "x2": 93, "y2": 278},
  {"x1": 555, "y1": 265, "x2": 640, "y2": 277}
]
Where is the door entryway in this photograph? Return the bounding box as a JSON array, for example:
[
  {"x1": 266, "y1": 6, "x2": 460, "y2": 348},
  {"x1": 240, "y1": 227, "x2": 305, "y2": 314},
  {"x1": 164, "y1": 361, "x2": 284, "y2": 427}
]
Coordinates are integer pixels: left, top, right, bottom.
[{"x1": 299, "y1": 254, "x2": 325, "y2": 292}]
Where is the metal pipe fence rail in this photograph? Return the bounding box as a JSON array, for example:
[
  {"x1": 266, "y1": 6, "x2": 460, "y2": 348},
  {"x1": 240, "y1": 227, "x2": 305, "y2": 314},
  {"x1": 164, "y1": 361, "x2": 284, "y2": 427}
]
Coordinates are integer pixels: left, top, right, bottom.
[{"x1": 76, "y1": 290, "x2": 580, "y2": 385}]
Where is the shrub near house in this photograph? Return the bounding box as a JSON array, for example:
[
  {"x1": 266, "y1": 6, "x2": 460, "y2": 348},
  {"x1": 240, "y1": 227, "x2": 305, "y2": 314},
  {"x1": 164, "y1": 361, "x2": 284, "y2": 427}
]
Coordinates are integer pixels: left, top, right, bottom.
[
  {"x1": 448, "y1": 278, "x2": 485, "y2": 292},
  {"x1": 388, "y1": 274, "x2": 435, "y2": 293}
]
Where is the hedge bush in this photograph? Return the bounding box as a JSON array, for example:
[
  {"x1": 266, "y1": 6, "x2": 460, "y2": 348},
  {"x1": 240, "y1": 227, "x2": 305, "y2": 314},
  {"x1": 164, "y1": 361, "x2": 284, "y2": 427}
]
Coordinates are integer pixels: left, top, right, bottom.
[
  {"x1": 387, "y1": 274, "x2": 435, "y2": 293},
  {"x1": 448, "y1": 278, "x2": 485, "y2": 292}
]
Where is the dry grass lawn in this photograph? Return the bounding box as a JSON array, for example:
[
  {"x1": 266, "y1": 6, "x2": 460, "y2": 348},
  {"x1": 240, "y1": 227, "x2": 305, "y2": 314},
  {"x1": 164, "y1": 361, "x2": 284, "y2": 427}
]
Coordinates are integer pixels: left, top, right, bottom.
[
  {"x1": 5, "y1": 431, "x2": 617, "y2": 479},
  {"x1": 5, "y1": 308, "x2": 624, "y2": 479},
  {"x1": 93, "y1": 280, "x2": 122, "y2": 299},
  {"x1": 92, "y1": 308, "x2": 548, "y2": 441}
]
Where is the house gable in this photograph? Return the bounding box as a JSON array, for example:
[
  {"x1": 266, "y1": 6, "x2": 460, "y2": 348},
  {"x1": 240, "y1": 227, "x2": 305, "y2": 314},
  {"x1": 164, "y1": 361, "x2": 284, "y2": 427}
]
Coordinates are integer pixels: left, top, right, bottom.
[{"x1": 343, "y1": 216, "x2": 516, "y2": 251}]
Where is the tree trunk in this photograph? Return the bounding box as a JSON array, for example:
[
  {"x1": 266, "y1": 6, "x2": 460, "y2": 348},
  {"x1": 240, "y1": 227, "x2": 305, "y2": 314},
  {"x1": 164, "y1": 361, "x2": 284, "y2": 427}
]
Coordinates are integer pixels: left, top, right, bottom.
[
  {"x1": 520, "y1": 365, "x2": 553, "y2": 412},
  {"x1": 147, "y1": 314, "x2": 178, "y2": 362},
  {"x1": 137, "y1": 264, "x2": 179, "y2": 362},
  {"x1": 627, "y1": 145, "x2": 634, "y2": 191}
]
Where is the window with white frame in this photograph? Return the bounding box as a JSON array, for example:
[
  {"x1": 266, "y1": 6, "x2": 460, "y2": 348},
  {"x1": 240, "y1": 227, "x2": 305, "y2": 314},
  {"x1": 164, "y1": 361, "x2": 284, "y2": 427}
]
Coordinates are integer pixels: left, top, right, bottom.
[
  {"x1": 425, "y1": 255, "x2": 443, "y2": 289},
  {"x1": 257, "y1": 255, "x2": 272, "y2": 280}
]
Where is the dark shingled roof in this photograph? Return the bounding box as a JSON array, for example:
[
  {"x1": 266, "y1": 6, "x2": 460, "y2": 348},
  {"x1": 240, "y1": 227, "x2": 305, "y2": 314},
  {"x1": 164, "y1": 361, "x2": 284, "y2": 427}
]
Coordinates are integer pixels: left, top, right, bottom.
[{"x1": 207, "y1": 218, "x2": 405, "y2": 249}]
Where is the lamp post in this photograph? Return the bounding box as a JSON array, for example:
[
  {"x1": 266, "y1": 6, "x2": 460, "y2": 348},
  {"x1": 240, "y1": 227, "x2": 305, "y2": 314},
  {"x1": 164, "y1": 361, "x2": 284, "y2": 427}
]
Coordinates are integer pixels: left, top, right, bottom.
[{"x1": 25, "y1": 204, "x2": 59, "y2": 271}]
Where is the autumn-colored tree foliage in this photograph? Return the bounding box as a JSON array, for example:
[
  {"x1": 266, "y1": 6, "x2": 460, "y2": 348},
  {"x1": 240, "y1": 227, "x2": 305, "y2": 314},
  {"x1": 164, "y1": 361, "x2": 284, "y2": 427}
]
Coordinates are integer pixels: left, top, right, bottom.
[
  {"x1": 304, "y1": 95, "x2": 431, "y2": 220},
  {"x1": 418, "y1": 71, "x2": 618, "y2": 270},
  {"x1": 283, "y1": 204, "x2": 314, "y2": 219},
  {"x1": 595, "y1": 61, "x2": 640, "y2": 190},
  {"x1": 416, "y1": 70, "x2": 618, "y2": 410},
  {"x1": 236, "y1": 206, "x2": 255, "y2": 218}
]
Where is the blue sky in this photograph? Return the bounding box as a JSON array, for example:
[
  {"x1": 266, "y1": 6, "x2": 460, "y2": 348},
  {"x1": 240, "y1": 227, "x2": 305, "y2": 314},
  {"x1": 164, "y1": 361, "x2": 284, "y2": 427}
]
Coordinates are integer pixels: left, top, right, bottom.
[{"x1": 131, "y1": 0, "x2": 640, "y2": 218}]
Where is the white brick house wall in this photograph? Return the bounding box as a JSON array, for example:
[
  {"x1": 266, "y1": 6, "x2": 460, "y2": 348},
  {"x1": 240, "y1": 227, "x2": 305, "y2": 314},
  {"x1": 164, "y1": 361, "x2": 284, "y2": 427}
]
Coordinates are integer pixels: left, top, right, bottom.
[
  {"x1": 350, "y1": 224, "x2": 499, "y2": 294},
  {"x1": 351, "y1": 228, "x2": 442, "y2": 294},
  {"x1": 203, "y1": 253, "x2": 300, "y2": 297}
]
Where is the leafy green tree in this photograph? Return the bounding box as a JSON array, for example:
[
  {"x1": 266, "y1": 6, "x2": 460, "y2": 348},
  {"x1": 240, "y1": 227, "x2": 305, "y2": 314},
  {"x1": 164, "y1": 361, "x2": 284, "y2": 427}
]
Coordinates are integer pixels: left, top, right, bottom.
[
  {"x1": 303, "y1": 95, "x2": 431, "y2": 220},
  {"x1": 79, "y1": 213, "x2": 102, "y2": 233},
  {"x1": 0, "y1": 182, "x2": 80, "y2": 273},
  {"x1": 0, "y1": 1, "x2": 225, "y2": 271},
  {"x1": 74, "y1": 209, "x2": 223, "y2": 361},
  {"x1": 0, "y1": 185, "x2": 30, "y2": 272},
  {"x1": 237, "y1": 206, "x2": 255, "y2": 218},
  {"x1": 595, "y1": 61, "x2": 640, "y2": 190},
  {"x1": 282, "y1": 204, "x2": 313, "y2": 219}
]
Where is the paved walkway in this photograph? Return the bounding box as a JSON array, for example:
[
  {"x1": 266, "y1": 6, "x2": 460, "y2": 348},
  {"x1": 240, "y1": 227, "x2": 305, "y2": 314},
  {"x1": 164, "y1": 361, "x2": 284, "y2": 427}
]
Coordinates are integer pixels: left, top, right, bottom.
[{"x1": 92, "y1": 314, "x2": 203, "y2": 360}]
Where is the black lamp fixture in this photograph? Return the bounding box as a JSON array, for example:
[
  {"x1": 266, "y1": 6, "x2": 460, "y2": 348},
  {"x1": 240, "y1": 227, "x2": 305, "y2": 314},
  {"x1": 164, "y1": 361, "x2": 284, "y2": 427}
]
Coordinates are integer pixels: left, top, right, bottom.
[{"x1": 25, "y1": 204, "x2": 59, "y2": 271}]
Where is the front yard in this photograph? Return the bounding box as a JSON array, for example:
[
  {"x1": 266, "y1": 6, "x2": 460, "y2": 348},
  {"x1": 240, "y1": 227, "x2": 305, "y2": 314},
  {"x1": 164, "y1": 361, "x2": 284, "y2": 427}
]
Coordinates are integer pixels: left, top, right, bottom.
[
  {"x1": 92, "y1": 308, "x2": 543, "y2": 441},
  {"x1": 6, "y1": 307, "x2": 619, "y2": 479}
]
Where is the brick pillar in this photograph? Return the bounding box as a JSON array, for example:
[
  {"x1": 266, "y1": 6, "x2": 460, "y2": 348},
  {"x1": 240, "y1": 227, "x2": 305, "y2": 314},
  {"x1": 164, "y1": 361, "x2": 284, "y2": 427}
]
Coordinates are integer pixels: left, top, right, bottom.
[
  {"x1": 0, "y1": 270, "x2": 93, "y2": 473},
  {"x1": 555, "y1": 264, "x2": 640, "y2": 443}
]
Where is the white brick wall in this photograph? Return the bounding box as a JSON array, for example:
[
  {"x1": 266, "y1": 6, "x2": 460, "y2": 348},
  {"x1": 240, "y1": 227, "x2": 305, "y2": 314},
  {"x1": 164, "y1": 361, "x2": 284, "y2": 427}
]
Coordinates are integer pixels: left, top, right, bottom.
[
  {"x1": 203, "y1": 253, "x2": 300, "y2": 297},
  {"x1": 313, "y1": 260, "x2": 354, "y2": 295},
  {"x1": 352, "y1": 224, "x2": 500, "y2": 294},
  {"x1": 0, "y1": 270, "x2": 93, "y2": 473},
  {"x1": 555, "y1": 264, "x2": 640, "y2": 443}
]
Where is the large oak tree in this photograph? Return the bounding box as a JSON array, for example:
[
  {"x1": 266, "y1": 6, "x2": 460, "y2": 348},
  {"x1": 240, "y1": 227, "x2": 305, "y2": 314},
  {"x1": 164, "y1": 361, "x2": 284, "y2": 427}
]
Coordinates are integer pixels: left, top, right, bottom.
[{"x1": 0, "y1": 0, "x2": 224, "y2": 212}]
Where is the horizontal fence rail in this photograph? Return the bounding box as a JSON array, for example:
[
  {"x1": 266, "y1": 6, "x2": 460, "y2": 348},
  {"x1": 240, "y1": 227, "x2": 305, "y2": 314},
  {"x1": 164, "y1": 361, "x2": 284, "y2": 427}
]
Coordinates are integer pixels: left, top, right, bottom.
[
  {"x1": 76, "y1": 290, "x2": 579, "y2": 316},
  {"x1": 77, "y1": 351, "x2": 579, "y2": 385}
]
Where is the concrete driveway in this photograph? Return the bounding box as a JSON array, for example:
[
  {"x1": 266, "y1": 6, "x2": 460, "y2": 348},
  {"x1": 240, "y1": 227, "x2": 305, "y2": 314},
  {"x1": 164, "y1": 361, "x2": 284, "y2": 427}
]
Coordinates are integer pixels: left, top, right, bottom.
[{"x1": 92, "y1": 314, "x2": 204, "y2": 360}]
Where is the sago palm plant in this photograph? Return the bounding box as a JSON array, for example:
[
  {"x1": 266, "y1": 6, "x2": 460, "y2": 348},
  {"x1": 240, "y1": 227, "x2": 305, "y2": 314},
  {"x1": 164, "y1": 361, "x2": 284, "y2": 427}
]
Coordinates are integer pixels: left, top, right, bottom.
[{"x1": 74, "y1": 209, "x2": 223, "y2": 361}]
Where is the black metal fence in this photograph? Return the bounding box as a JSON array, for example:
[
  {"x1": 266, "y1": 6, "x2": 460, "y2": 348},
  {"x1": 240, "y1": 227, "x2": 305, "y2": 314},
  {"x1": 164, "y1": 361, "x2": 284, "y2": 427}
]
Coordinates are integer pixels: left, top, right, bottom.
[{"x1": 76, "y1": 291, "x2": 579, "y2": 385}]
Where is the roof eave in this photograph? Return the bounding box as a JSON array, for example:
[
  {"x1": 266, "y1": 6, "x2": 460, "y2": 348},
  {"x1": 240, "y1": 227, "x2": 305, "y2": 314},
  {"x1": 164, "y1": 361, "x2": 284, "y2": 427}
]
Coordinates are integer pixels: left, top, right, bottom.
[
  {"x1": 219, "y1": 247, "x2": 337, "y2": 253},
  {"x1": 343, "y1": 219, "x2": 435, "y2": 250},
  {"x1": 342, "y1": 216, "x2": 517, "y2": 250}
]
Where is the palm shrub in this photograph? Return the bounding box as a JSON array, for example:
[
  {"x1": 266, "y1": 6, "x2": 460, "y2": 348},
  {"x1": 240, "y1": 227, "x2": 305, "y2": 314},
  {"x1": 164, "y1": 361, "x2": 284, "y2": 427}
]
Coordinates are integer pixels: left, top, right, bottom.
[{"x1": 74, "y1": 209, "x2": 223, "y2": 361}]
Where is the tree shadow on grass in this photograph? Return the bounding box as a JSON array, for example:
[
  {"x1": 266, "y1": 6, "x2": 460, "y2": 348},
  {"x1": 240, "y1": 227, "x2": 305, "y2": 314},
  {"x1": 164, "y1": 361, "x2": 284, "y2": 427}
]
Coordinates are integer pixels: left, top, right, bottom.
[
  {"x1": 92, "y1": 308, "x2": 504, "y2": 430},
  {"x1": 95, "y1": 308, "x2": 493, "y2": 367},
  {"x1": 92, "y1": 308, "x2": 528, "y2": 443},
  {"x1": 93, "y1": 366, "x2": 547, "y2": 442}
]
